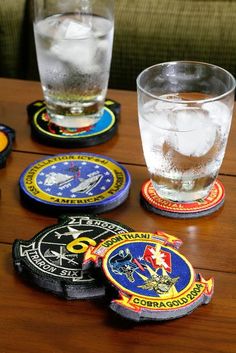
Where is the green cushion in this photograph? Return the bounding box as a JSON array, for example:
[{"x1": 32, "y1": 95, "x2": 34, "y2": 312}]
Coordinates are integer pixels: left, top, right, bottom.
[
  {"x1": 0, "y1": 0, "x2": 235, "y2": 90},
  {"x1": 0, "y1": 0, "x2": 27, "y2": 78},
  {"x1": 110, "y1": 0, "x2": 236, "y2": 89},
  {"x1": 0, "y1": 0, "x2": 38, "y2": 80}
]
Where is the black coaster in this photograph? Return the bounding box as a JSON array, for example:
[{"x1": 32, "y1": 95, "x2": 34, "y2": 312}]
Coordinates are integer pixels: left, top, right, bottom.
[
  {"x1": 140, "y1": 179, "x2": 225, "y2": 219},
  {"x1": 12, "y1": 214, "x2": 133, "y2": 299},
  {"x1": 19, "y1": 152, "x2": 131, "y2": 215},
  {"x1": 83, "y1": 231, "x2": 214, "y2": 321},
  {"x1": 0, "y1": 124, "x2": 15, "y2": 167},
  {"x1": 27, "y1": 99, "x2": 120, "y2": 147}
]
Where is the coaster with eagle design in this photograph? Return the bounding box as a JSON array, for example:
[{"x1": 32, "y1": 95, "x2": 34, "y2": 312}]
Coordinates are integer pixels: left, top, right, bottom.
[{"x1": 19, "y1": 152, "x2": 131, "y2": 215}]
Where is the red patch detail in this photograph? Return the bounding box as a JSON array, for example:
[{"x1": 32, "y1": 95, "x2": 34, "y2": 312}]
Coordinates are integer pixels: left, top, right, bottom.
[
  {"x1": 141, "y1": 179, "x2": 224, "y2": 214},
  {"x1": 143, "y1": 245, "x2": 172, "y2": 272}
]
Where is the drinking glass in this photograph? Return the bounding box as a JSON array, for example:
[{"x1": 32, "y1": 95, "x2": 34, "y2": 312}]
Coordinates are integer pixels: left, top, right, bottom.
[
  {"x1": 137, "y1": 61, "x2": 235, "y2": 202},
  {"x1": 33, "y1": 0, "x2": 114, "y2": 128}
]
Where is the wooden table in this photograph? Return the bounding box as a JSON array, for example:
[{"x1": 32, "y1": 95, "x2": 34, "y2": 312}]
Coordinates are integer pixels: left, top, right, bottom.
[{"x1": 0, "y1": 78, "x2": 235, "y2": 353}]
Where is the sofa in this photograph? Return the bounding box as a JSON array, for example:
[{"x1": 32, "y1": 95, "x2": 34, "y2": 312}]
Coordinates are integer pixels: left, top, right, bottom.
[{"x1": 0, "y1": 0, "x2": 235, "y2": 90}]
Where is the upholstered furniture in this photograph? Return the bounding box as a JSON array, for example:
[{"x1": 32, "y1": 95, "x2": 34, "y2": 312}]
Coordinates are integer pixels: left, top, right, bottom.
[{"x1": 0, "y1": 0, "x2": 235, "y2": 90}]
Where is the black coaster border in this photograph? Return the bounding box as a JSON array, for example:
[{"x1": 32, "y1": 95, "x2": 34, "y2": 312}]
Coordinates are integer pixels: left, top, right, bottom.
[
  {"x1": 27, "y1": 99, "x2": 120, "y2": 147},
  {"x1": 140, "y1": 179, "x2": 225, "y2": 219},
  {"x1": 12, "y1": 214, "x2": 134, "y2": 299},
  {"x1": 0, "y1": 124, "x2": 15, "y2": 168}
]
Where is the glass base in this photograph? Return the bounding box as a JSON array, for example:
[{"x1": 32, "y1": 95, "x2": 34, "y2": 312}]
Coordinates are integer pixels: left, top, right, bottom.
[
  {"x1": 48, "y1": 110, "x2": 103, "y2": 128},
  {"x1": 151, "y1": 180, "x2": 213, "y2": 202}
]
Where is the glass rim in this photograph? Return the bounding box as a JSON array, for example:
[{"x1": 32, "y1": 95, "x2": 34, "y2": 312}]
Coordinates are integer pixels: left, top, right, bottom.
[{"x1": 136, "y1": 61, "x2": 236, "y2": 104}]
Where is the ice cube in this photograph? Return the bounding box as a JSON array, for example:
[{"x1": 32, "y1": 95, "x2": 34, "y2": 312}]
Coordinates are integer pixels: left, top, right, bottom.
[
  {"x1": 142, "y1": 100, "x2": 178, "y2": 130},
  {"x1": 51, "y1": 17, "x2": 93, "y2": 40},
  {"x1": 65, "y1": 20, "x2": 92, "y2": 39},
  {"x1": 50, "y1": 36, "x2": 97, "y2": 73},
  {"x1": 48, "y1": 18, "x2": 99, "y2": 72},
  {"x1": 168, "y1": 107, "x2": 217, "y2": 157},
  {"x1": 202, "y1": 101, "x2": 231, "y2": 137}
]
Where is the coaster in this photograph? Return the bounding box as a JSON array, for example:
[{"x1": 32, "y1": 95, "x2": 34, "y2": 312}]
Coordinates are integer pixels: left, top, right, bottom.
[
  {"x1": 140, "y1": 179, "x2": 225, "y2": 219},
  {"x1": 0, "y1": 124, "x2": 15, "y2": 167},
  {"x1": 19, "y1": 152, "x2": 131, "y2": 215},
  {"x1": 12, "y1": 214, "x2": 133, "y2": 299},
  {"x1": 27, "y1": 99, "x2": 120, "y2": 147},
  {"x1": 83, "y1": 231, "x2": 214, "y2": 321}
]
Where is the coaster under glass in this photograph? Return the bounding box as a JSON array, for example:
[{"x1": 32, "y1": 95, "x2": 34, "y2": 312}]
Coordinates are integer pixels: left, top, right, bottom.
[{"x1": 140, "y1": 179, "x2": 225, "y2": 218}]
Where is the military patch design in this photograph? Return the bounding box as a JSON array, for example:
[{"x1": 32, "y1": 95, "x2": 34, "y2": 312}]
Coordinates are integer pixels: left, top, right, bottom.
[
  {"x1": 141, "y1": 179, "x2": 225, "y2": 218},
  {"x1": 12, "y1": 215, "x2": 133, "y2": 299},
  {"x1": 19, "y1": 152, "x2": 131, "y2": 214},
  {"x1": 28, "y1": 99, "x2": 120, "y2": 147},
  {"x1": 83, "y1": 232, "x2": 214, "y2": 321},
  {"x1": 0, "y1": 124, "x2": 15, "y2": 167}
]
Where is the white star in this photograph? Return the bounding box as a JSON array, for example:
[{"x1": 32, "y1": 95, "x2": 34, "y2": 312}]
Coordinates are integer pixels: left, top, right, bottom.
[
  {"x1": 46, "y1": 188, "x2": 51, "y2": 192},
  {"x1": 105, "y1": 172, "x2": 110, "y2": 175},
  {"x1": 39, "y1": 172, "x2": 45, "y2": 176},
  {"x1": 63, "y1": 162, "x2": 69, "y2": 165},
  {"x1": 150, "y1": 247, "x2": 168, "y2": 269},
  {"x1": 106, "y1": 179, "x2": 111, "y2": 183},
  {"x1": 57, "y1": 192, "x2": 62, "y2": 196},
  {"x1": 100, "y1": 186, "x2": 106, "y2": 190},
  {"x1": 94, "y1": 165, "x2": 100, "y2": 169},
  {"x1": 88, "y1": 192, "x2": 93, "y2": 196},
  {"x1": 51, "y1": 165, "x2": 56, "y2": 169},
  {"x1": 38, "y1": 181, "x2": 43, "y2": 185},
  {"x1": 70, "y1": 194, "x2": 77, "y2": 198},
  {"x1": 82, "y1": 162, "x2": 87, "y2": 165}
]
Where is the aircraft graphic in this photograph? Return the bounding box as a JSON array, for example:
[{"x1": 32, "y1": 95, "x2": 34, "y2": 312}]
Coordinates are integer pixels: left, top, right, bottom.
[
  {"x1": 54, "y1": 226, "x2": 93, "y2": 240},
  {"x1": 44, "y1": 246, "x2": 78, "y2": 266},
  {"x1": 50, "y1": 250, "x2": 78, "y2": 266}
]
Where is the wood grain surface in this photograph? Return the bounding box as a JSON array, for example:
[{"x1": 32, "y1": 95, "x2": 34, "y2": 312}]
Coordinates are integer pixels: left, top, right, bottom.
[
  {"x1": 0, "y1": 79, "x2": 235, "y2": 353},
  {"x1": 0, "y1": 78, "x2": 235, "y2": 175},
  {"x1": 0, "y1": 243, "x2": 235, "y2": 353}
]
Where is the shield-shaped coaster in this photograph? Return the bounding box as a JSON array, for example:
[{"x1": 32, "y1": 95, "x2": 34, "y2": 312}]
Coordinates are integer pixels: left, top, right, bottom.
[
  {"x1": 27, "y1": 99, "x2": 120, "y2": 147},
  {"x1": 19, "y1": 152, "x2": 131, "y2": 215},
  {"x1": 83, "y1": 231, "x2": 214, "y2": 321},
  {"x1": 12, "y1": 215, "x2": 133, "y2": 299}
]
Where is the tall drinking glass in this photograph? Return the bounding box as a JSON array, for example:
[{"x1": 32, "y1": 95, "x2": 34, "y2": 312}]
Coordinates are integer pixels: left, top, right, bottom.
[
  {"x1": 137, "y1": 61, "x2": 235, "y2": 202},
  {"x1": 33, "y1": 0, "x2": 114, "y2": 128}
]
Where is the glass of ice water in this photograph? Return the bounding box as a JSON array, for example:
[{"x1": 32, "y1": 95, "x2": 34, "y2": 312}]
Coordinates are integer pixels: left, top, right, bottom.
[
  {"x1": 137, "y1": 61, "x2": 235, "y2": 202},
  {"x1": 33, "y1": 0, "x2": 114, "y2": 128}
]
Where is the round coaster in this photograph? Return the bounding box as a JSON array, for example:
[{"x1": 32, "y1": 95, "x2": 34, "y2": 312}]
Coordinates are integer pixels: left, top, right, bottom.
[
  {"x1": 12, "y1": 214, "x2": 133, "y2": 299},
  {"x1": 27, "y1": 99, "x2": 120, "y2": 147},
  {"x1": 0, "y1": 124, "x2": 15, "y2": 167},
  {"x1": 83, "y1": 231, "x2": 214, "y2": 321},
  {"x1": 140, "y1": 179, "x2": 225, "y2": 219},
  {"x1": 19, "y1": 152, "x2": 131, "y2": 215}
]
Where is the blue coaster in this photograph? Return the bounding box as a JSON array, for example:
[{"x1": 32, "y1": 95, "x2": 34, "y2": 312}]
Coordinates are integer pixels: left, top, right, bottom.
[
  {"x1": 19, "y1": 152, "x2": 131, "y2": 215},
  {"x1": 27, "y1": 99, "x2": 120, "y2": 147}
]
